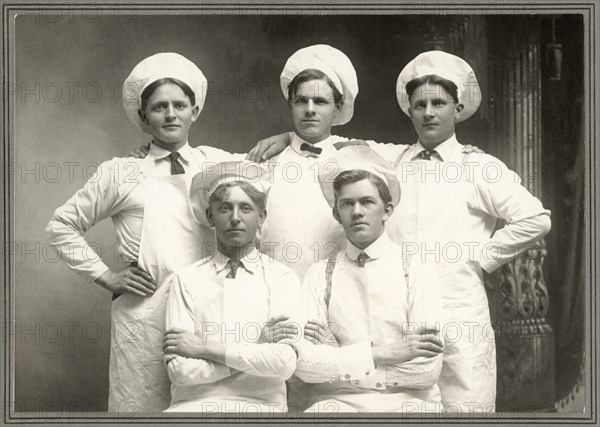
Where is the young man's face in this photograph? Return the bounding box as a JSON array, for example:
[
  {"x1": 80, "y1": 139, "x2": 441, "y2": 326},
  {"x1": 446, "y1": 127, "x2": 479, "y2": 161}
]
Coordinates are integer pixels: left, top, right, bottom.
[
  {"x1": 289, "y1": 78, "x2": 341, "y2": 144},
  {"x1": 408, "y1": 82, "x2": 463, "y2": 148},
  {"x1": 207, "y1": 185, "x2": 266, "y2": 251},
  {"x1": 334, "y1": 179, "x2": 393, "y2": 250},
  {"x1": 139, "y1": 82, "x2": 199, "y2": 150}
]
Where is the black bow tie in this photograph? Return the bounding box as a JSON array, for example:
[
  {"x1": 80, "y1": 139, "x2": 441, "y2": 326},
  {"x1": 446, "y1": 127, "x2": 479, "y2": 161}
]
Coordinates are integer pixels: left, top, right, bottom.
[{"x1": 300, "y1": 143, "x2": 322, "y2": 155}]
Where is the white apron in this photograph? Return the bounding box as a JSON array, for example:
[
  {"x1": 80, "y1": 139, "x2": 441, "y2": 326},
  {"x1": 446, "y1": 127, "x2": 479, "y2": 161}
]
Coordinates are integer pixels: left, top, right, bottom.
[
  {"x1": 388, "y1": 151, "x2": 497, "y2": 412},
  {"x1": 108, "y1": 174, "x2": 215, "y2": 413}
]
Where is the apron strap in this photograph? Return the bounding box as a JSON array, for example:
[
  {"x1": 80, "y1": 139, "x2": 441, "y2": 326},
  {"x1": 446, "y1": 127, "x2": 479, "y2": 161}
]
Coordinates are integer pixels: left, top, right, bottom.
[{"x1": 392, "y1": 145, "x2": 412, "y2": 169}]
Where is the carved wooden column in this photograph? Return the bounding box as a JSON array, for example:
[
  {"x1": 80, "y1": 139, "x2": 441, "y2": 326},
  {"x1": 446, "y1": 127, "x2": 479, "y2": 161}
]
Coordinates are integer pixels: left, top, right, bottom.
[{"x1": 486, "y1": 16, "x2": 555, "y2": 411}]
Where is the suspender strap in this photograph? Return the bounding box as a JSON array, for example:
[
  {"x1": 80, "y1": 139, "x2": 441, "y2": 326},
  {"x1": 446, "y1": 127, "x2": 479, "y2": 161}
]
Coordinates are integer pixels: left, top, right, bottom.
[{"x1": 324, "y1": 256, "x2": 337, "y2": 308}]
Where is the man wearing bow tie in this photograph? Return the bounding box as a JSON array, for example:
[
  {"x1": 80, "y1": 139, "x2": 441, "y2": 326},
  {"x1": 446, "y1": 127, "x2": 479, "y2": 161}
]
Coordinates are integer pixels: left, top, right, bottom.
[{"x1": 258, "y1": 44, "x2": 361, "y2": 279}]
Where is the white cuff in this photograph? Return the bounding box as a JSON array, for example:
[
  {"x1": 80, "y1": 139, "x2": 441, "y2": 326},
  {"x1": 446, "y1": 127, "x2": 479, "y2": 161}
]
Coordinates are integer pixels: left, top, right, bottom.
[
  {"x1": 337, "y1": 341, "x2": 376, "y2": 381},
  {"x1": 352, "y1": 365, "x2": 387, "y2": 390}
]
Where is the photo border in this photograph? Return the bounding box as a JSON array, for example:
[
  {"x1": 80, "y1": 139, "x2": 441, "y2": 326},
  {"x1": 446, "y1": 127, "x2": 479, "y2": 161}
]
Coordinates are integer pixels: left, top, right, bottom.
[{"x1": 2, "y1": 1, "x2": 597, "y2": 424}]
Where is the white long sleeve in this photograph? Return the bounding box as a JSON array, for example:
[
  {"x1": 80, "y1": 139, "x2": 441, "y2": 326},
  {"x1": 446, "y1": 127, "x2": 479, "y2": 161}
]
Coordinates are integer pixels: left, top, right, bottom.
[
  {"x1": 46, "y1": 158, "x2": 143, "y2": 282},
  {"x1": 465, "y1": 154, "x2": 552, "y2": 272}
]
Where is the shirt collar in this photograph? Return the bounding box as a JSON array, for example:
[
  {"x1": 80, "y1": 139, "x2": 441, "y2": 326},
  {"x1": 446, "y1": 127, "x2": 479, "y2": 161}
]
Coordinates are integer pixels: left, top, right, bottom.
[
  {"x1": 290, "y1": 133, "x2": 334, "y2": 157},
  {"x1": 346, "y1": 231, "x2": 391, "y2": 262},
  {"x1": 149, "y1": 142, "x2": 194, "y2": 164},
  {"x1": 409, "y1": 134, "x2": 461, "y2": 162},
  {"x1": 213, "y1": 248, "x2": 260, "y2": 275}
]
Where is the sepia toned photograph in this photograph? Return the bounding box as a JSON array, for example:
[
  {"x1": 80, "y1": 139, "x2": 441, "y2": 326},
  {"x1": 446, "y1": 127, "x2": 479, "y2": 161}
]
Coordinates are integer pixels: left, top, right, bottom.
[{"x1": 2, "y1": 1, "x2": 596, "y2": 424}]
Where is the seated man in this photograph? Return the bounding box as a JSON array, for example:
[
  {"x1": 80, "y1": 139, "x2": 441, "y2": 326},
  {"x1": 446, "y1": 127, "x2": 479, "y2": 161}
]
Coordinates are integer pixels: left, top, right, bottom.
[
  {"x1": 162, "y1": 160, "x2": 305, "y2": 413},
  {"x1": 291, "y1": 146, "x2": 445, "y2": 413}
]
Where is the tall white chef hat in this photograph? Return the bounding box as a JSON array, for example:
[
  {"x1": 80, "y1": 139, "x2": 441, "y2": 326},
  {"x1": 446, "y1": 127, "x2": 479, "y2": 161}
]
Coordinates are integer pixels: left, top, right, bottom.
[
  {"x1": 318, "y1": 145, "x2": 401, "y2": 208},
  {"x1": 396, "y1": 50, "x2": 481, "y2": 122},
  {"x1": 123, "y1": 52, "x2": 208, "y2": 133},
  {"x1": 189, "y1": 160, "x2": 272, "y2": 227},
  {"x1": 280, "y1": 44, "x2": 358, "y2": 126}
]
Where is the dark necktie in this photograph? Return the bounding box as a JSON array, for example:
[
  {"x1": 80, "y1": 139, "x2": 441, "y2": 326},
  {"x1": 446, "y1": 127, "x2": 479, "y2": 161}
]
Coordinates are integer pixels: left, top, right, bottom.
[
  {"x1": 300, "y1": 143, "x2": 323, "y2": 155},
  {"x1": 168, "y1": 152, "x2": 185, "y2": 175},
  {"x1": 357, "y1": 251, "x2": 369, "y2": 268},
  {"x1": 226, "y1": 260, "x2": 244, "y2": 279},
  {"x1": 419, "y1": 150, "x2": 437, "y2": 160},
  {"x1": 418, "y1": 149, "x2": 438, "y2": 161}
]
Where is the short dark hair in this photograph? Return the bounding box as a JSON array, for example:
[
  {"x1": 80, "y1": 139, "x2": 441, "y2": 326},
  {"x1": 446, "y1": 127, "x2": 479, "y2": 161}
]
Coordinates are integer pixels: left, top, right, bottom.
[
  {"x1": 287, "y1": 69, "x2": 343, "y2": 105},
  {"x1": 140, "y1": 77, "x2": 196, "y2": 111},
  {"x1": 333, "y1": 169, "x2": 392, "y2": 208},
  {"x1": 405, "y1": 74, "x2": 459, "y2": 104},
  {"x1": 209, "y1": 181, "x2": 267, "y2": 211}
]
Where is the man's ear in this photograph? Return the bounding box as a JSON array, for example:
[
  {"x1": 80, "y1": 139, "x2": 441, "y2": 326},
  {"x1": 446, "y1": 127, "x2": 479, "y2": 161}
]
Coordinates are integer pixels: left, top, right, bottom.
[
  {"x1": 206, "y1": 207, "x2": 215, "y2": 228},
  {"x1": 454, "y1": 103, "x2": 464, "y2": 121},
  {"x1": 138, "y1": 109, "x2": 148, "y2": 124},
  {"x1": 190, "y1": 105, "x2": 200, "y2": 123},
  {"x1": 383, "y1": 202, "x2": 394, "y2": 222},
  {"x1": 332, "y1": 206, "x2": 342, "y2": 224},
  {"x1": 258, "y1": 209, "x2": 267, "y2": 228},
  {"x1": 334, "y1": 99, "x2": 344, "y2": 116}
]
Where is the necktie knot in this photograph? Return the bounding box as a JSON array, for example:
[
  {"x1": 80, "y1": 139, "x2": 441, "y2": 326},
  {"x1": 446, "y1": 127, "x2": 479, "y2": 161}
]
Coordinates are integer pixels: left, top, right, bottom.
[
  {"x1": 168, "y1": 151, "x2": 185, "y2": 175},
  {"x1": 357, "y1": 251, "x2": 369, "y2": 268},
  {"x1": 418, "y1": 149, "x2": 437, "y2": 161},
  {"x1": 300, "y1": 143, "x2": 323, "y2": 156},
  {"x1": 226, "y1": 260, "x2": 244, "y2": 279}
]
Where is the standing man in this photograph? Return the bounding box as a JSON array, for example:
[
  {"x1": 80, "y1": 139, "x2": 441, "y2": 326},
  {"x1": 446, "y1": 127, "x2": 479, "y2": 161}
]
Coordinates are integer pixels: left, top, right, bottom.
[
  {"x1": 390, "y1": 50, "x2": 552, "y2": 412},
  {"x1": 291, "y1": 146, "x2": 444, "y2": 412},
  {"x1": 163, "y1": 161, "x2": 304, "y2": 413},
  {"x1": 259, "y1": 44, "x2": 358, "y2": 278},
  {"x1": 46, "y1": 52, "x2": 240, "y2": 412}
]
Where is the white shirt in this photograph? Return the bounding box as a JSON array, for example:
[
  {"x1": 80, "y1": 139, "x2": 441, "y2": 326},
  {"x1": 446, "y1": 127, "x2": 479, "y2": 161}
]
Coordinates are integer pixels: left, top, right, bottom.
[
  {"x1": 295, "y1": 233, "x2": 443, "y2": 411},
  {"x1": 388, "y1": 135, "x2": 551, "y2": 318},
  {"x1": 165, "y1": 249, "x2": 306, "y2": 411},
  {"x1": 45, "y1": 143, "x2": 236, "y2": 283}
]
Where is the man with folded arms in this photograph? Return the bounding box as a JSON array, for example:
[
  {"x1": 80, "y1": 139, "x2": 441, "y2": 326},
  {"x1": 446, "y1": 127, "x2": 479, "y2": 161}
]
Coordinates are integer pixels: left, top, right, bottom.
[
  {"x1": 291, "y1": 146, "x2": 445, "y2": 413},
  {"x1": 163, "y1": 160, "x2": 305, "y2": 413}
]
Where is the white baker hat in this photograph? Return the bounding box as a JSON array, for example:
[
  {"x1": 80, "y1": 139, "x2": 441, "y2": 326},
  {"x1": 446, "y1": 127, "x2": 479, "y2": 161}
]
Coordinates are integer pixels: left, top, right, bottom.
[
  {"x1": 123, "y1": 52, "x2": 208, "y2": 133},
  {"x1": 280, "y1": 44, "x2": 358, "y2": 126},
  {"x1": 396, "y1": 50, "x2": 481, "y2": 122},
  {"x1": 189, "y1": 160, "x2": 272, "y2": 227},
  {"x1": 318, "y1": 145, "x2": 401, "y2": 208}
]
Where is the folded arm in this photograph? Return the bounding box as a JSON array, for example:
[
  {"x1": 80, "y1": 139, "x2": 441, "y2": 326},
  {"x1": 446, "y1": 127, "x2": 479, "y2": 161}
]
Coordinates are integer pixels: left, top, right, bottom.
[{"x1": 165, "y1": 331, "x2": 296, "y2": 383}]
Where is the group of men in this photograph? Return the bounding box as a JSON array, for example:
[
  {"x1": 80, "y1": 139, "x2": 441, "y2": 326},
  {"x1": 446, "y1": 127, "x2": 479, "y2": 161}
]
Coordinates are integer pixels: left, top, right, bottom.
[{"x1": 46, "y1": 45, "x2": 551, "y2": 414}]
